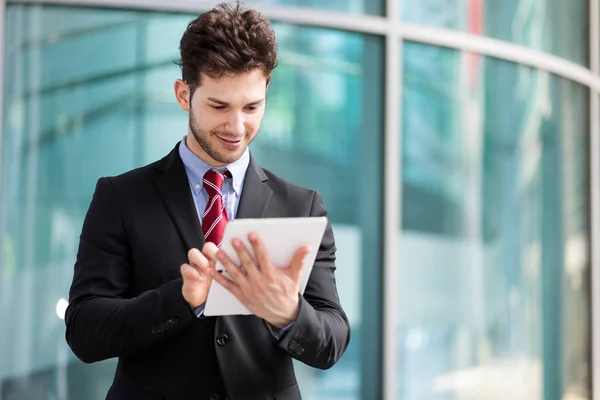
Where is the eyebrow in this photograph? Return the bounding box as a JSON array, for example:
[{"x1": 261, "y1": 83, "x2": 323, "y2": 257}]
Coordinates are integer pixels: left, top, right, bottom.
[{"x1": 207, "y1": 97, "x2": 265, "y2": 107}]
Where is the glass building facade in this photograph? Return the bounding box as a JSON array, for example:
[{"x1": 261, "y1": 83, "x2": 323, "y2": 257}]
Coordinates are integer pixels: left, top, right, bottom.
[{"x1": 0, "y1": 1, "x2": 598, "y2": 399}]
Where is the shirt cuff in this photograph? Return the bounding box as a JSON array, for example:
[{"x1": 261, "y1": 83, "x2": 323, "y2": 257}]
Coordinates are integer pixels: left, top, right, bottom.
[
  {"x1": 191, "y1": 303, "x2": 206, "y2": 318},
  {"x1": 266, "y1": 294, "x2": 302, "y2": 340},
  {"x1": 267, "y1": 321, "x2": 295, "y2": 340}
]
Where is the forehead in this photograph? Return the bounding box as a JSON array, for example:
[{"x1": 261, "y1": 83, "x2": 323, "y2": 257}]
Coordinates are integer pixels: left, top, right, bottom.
[{"x1": 197, "y1": 70, "x2": 268, "y2": 98}]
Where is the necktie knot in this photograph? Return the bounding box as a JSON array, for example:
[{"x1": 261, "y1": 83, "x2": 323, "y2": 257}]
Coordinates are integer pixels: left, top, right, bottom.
[{"x1": 203, "y1": 169, "x2": 231, "y2": 195}]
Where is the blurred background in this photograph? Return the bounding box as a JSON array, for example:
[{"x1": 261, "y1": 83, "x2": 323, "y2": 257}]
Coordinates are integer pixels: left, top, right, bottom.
[{"x1": 0, "y1": 0, "x2": 599, "y2": 399}]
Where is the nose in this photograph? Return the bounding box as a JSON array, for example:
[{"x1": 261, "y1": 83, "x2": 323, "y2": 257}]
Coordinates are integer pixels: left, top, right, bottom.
[{"x1": 226, "y1": 112, "x2": 245, "y2": 136}]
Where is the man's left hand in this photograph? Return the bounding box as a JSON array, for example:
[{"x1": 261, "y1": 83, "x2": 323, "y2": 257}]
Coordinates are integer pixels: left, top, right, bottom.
[{"x1": 203, "y1": 234, "x2": 311, "y2": 330}]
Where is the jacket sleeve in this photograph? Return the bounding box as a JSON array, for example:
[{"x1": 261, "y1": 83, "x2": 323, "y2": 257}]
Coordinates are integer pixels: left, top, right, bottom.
[
  {"x1": 276, "y1": 191, "x2": 351, "y2": 369},
  {"x1": 65, "y1": 177, "x2": 195, "y2": 363}
]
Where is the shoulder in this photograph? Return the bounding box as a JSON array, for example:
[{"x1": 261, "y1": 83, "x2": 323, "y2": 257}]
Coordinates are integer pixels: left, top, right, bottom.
[
  {"x1": 260, "y1": 167, "x2": 316, "y2": 201},
  {"x1": 102, "y1": 146, "x2": 177, "y2": 191},
  {"x1": 105, "y1": 160, "x2": 162, "y2": 187},
  {"x1": 254, "y1": 164, "x2": 327, "y2": 216}
]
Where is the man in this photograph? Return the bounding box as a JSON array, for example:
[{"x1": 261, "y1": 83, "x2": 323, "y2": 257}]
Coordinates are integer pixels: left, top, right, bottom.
[{"x1": 64, "y1": 2, "x2": 350, "y2": 400}]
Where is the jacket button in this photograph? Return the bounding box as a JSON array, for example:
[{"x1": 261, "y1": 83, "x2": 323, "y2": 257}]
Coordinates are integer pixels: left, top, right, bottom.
[
  {"x1": 288, "y1": 341, "x2": 304, "y2": 355},
  {"x1": 216, "y1": 333, "x2": 229, "y2": 346},
  {"x1": 151, "y1": 326, "x2": 163, "y2": 335}
]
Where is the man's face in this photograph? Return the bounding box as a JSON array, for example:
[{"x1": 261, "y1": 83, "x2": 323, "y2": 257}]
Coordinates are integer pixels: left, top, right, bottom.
[{"x1": 175, "y1": 69, "x2": 268, "y2": 167}]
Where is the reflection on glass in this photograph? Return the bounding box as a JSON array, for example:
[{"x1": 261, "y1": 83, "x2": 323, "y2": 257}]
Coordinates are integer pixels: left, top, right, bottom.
[
  {"x1": 248, "y1": 0, "x2": 383, "y2": 15},
  {"x1": 256, "y1": 24, "x2": 384, "y2": 400},
  {"x1": 402, "y1": 0, "x2": 589, "y2": 65},
  {"x1": 399, "y1": 42, "x2": 591, "y2": 400},
  {"x1": 0, "y1": 4, "x2": 383, "y2": 400}
]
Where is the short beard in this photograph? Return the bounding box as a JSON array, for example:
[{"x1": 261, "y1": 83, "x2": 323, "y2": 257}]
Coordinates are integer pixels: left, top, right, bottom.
[{"x1": 188, "y1": 106, "x2": 245, "y2": 165}]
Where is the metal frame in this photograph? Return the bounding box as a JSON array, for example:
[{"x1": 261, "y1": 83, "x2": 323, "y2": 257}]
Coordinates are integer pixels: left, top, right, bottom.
[
  {"x1": 0, "y1": 0, "x2": 5, "y2": 259},
  {"x1": 8, "y1": 0, "x2": 600, "y2": 90},
  {"x1": 2, "y1": 0, "x2": 600, "y2": 399},
  {"x1": 10, "y1": 0, "x2": 390, "y2": 34},
  {"x1": 400, "y1": 24, "x2": 600, "y2": 92},
  {"x1": 592, "y1": 0, "x2": 599, "y2": 77},
  {"x1": 383, "y1": 2, "x2": 401, "y2": 400},
  {"x1": 590, "y1": 1, "x2": 600, "y2": 400},
  {"x1": 0, "y1": 0, "x2": 3, "y2": 397},
  {"x1": 591, "y1": 89, "x2": 599, "y2": 400}
]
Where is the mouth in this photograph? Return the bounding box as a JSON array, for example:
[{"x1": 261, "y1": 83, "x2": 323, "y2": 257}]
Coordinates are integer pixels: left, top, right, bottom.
[{"x1": 216, "y1": 135, "x2": 243, "y2": 150}]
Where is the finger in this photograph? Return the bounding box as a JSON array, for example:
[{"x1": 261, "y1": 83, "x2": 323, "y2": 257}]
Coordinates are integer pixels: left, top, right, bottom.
[
  {"x1": 210, "y1": 265, "x2": 242, "y2": 298},
  {"x1": 230, "y1": 238, "x2": 259, "y2": 276},
  {"x1": 180, "y1": 263, "x2": 205, "y2": 283},
  {"x1": 188, "y1": 248, "x2": 209, "y2": 272},
  {"x1": 217, "y1": 247, "x2": 248, "y2": 285},
  {"x1": 202, "y1": 242, "x2": 219, "y2": 262},
  {"x1": 286, "y1": 246, "x2": 312, "y2": 283},
  {"x1": 248, "y1": 233, "x2": 274, "y2": 276}
]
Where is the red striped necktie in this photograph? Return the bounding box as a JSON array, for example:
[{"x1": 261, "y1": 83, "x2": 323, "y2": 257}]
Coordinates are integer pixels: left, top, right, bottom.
[{"x1": 202, "y1": 169, "x2": 231, "y2": 248}]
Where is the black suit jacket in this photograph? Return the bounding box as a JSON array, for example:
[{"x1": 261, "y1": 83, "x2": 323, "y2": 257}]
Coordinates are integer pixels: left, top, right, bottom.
[{"x1": 65, "y1": 143, "x2": 350, "y2": 400}]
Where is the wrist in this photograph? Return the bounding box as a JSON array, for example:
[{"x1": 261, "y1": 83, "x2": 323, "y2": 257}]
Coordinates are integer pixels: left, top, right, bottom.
[
  {"x1": 273, "y1": 299, "x2": 300, "y2": 330},
  {"x1": 189, "y1": 301, "x2": 202, "y2": 309},
  {"x1": 183, "y1": 293, "x2": 205, "y2": 309}
]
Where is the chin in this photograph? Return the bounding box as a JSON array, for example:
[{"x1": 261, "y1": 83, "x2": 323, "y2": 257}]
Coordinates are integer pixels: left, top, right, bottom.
[{"x1": 214, "y1": 150, "x2": 243, "y2": 164}]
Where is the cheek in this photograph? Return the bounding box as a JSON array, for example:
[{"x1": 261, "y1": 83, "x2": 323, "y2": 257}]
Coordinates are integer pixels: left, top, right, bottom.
[
  {"x1": 196, "y1": 110, "x2": 223, "y2": 131},
  {"x1": 246, "y1": 113, "x2": 264, "y2": 133}
]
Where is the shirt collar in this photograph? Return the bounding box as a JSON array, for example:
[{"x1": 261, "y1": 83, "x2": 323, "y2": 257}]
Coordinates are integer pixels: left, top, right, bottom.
[{"x1": 178, "y1": 135, "x2": 249, "y2": 196}]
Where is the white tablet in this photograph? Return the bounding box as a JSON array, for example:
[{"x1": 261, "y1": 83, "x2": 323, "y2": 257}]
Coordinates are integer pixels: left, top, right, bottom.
[{"x1": 203, "y1": 216, "x2": 328, "y2": 316}]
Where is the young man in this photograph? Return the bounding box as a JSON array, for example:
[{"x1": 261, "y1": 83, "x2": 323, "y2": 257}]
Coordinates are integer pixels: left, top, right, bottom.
[{"x1": 65, "y1": 2, "x2": 350, "y2": 399}]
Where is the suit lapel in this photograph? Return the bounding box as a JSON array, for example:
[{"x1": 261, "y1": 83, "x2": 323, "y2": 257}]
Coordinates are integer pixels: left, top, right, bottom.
[
  {"x1": 154, "y1": 144, "x2": 205, "y2": 251},
  {"x1": 236, "y1": 156, "x2": 273, "y2": 219}
]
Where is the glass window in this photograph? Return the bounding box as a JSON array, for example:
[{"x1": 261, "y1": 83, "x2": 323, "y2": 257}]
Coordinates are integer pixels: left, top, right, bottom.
[
  {"x1": 402, "y1": 0, "x2": 589, "y2": 66},
  {"x1": 248, "y1": 0, "x2": 383, "y2": 15},
  {"x1": 255, "y1": 25, "x2": 385, "y2": 400},
  {"x1": 0, "y1": 4, "x2": 384, "y2": 400},
  {"x1": 399, "y1": 42, "x2": 591, "y2": 400}
]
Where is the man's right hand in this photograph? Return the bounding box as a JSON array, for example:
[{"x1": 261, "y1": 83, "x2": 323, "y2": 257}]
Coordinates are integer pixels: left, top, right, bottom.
[{"x1": 180, "y1": 248, "x2": 212, "y2": 308}]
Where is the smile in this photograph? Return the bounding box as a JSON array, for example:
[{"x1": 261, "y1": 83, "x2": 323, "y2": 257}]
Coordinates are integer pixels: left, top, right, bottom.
[{"x1": 217, "y1": 136, "x2": 243, "y2": 150}]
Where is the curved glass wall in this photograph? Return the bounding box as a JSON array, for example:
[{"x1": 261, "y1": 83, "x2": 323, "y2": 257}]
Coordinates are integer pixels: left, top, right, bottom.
[
  {"x1": 399, "y1": 42, "x2": 591, "y2": 399},
  {"x1": 0, "y1": 5, "x2": 383, "y2": 399},
  {"x1": 0, "y1": 2, "x2": 595, "y2": 400},
  {"x1": 248, "y1": 0, "x2": 383, "y2": 15},
  {"x1": 403, "y1": 0, "x2": 590, "y2": 66}
]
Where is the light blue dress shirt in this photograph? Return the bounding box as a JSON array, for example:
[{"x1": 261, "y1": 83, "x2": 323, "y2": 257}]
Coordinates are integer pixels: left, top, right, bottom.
[
  {"x1": 178, "y1": 137, "x2": 293, "y2": 339},
  {"x1": 179, "y1": 135, "x2": 249, "y2": 223}
]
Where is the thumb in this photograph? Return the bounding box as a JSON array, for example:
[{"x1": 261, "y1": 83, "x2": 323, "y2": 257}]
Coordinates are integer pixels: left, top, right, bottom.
[{"x1": 287, "y1": 246, "x2": 311, "y2": 283}]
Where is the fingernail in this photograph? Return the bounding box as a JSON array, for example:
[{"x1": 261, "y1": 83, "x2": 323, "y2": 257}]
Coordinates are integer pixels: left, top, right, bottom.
[{"x1": 232, "y1": 239, "x2": 240, "y2": 247}]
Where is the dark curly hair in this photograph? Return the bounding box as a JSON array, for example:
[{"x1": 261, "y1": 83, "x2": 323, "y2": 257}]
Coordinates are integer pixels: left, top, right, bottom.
[{"x1": 177, "y1": 2, "x2": 278, "y2": 93}]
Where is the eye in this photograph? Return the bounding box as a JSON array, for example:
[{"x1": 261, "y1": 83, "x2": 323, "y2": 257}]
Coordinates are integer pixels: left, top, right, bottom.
[
  {"x1": 245, "y1": 106, "x2": 258, "y2": 112},
  {"x1": 211, "y1": 105, "x2": 226, "y2": 110}
]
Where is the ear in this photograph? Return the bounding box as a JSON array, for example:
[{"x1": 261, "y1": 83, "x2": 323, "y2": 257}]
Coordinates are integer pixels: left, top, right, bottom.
[
  {"x1": 265, "y1": 76, "x2": 271, "y2": 92},
  {"x1": 174, "y1": 79, "x2": 191, "y2": 111}
]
